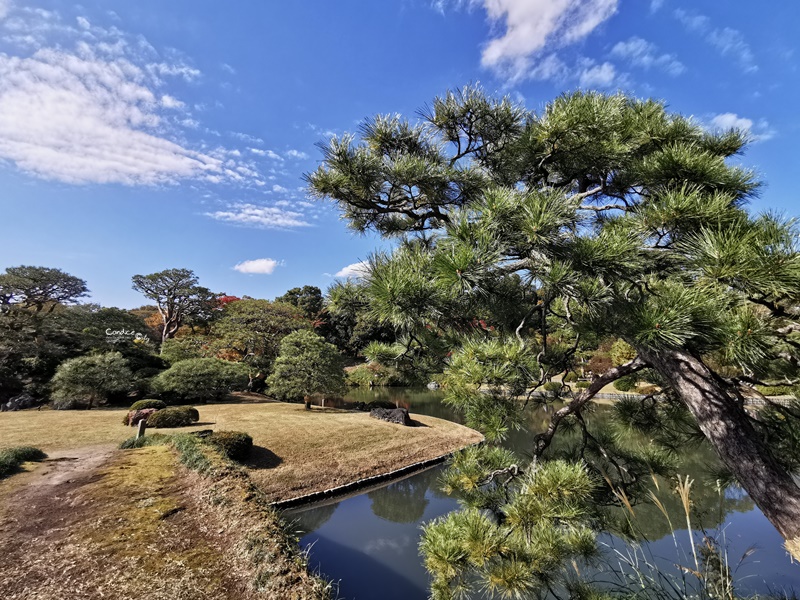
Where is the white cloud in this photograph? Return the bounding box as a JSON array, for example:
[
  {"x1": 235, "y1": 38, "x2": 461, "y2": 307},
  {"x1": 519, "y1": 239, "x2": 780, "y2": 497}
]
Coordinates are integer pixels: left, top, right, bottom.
[
  {"x1": 0, "y1": 1, "x2": 11, "y2": 20},
  {"x1": 674, "y1": 10, "x2": 756, "y2": 73},
  {"x1": 233, "y1": 258, "x2": 282, "y2": 275},
  {"x1": 272, "y1": 184, "x2": 288, "y2": 193},
  {"x1": 206, "y1": 203, "x2": 312, "y2": 229},
  {"x1": 160, "y1": 94, "x2": 184, "y2": 109},
  {"x1": 610, "y1": 37, "x2": 685, "y2": 76},
  {"x1": 650, "y1": 0, "x2": 664, "y2": 12},
  {"x1": 709, "y1": 112, "x2": 775, "y2": 142},
  {"x1": 286, "y1": 149, "x2": 308, "y2": 159},
  {"x1": 433, "y1": 0, "x2": 620, "y2": 82},
  {"x1": 443, "y1": 0, "x2": 619, "y2": 82},
  {"x1": 578, "y1": 61, "x2": 617, "y2": 88},
  {"x1": 335, "y1": 261, "x2": 371, "y2": 279},
  {"x1": 0, "y1": 9, "x2": 265, "y2": 186}
]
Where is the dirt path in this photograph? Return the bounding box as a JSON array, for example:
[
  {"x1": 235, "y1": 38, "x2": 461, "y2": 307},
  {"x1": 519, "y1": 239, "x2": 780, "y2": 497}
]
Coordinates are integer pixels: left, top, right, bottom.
[{"x1": 0, "y1": 446, "x2": 250, "y2": 600}]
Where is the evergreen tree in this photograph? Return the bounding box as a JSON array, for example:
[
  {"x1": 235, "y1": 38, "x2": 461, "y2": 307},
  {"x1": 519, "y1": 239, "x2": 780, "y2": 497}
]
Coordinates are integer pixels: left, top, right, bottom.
[
  {"x1": 308, "y1": 86, "x2": 800, "y2": 593},
  {"x1": 267, "y1": 330, "x2": 345, "y2": 403}
]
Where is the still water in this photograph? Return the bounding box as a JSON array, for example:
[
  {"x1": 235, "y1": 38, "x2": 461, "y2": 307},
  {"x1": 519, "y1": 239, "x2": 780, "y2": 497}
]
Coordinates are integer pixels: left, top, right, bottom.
[{"x1": 287, "y1": 388, "x2": 800, "y2": 599}]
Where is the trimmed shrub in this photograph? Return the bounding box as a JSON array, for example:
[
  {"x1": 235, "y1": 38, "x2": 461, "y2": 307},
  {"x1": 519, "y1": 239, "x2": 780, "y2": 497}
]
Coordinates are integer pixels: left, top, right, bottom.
[
  {"x1": 146, "y1": 406, "x2": 200, "y2": 428},
  {"x1": 0, "y1": 446, "x2": 47, "y2": 479},
  {"x1": 543, "y1": 381, "x2": 562, "y2": 393},
  {"x1": 130, "y1": 399, "x2": 167, "y2": 411},
  {"x1": 151, "y1": 358, "x2": 249, "y2": 402},
  {"x1": 613, "y1": 376, "x2": 637, "y2": 392},
  {"x1": 563, "y1": 372, "x2": 578, "y2": 383},
  {"x1": 206, "y1": 431, "x2": 253, "y2": 462},
  {"x1": 575, "y1": 381, "x2": 590, "y2": 389}
]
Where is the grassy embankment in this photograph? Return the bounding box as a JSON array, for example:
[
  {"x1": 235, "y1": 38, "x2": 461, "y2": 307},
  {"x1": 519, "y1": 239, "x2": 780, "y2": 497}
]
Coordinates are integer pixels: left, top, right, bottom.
[
  {"x1": 0, "y1": 403, "x2": 481, "y2": 599},
  {"x1": 0, "y1": 402, "x2": 483, "y2": 501}
]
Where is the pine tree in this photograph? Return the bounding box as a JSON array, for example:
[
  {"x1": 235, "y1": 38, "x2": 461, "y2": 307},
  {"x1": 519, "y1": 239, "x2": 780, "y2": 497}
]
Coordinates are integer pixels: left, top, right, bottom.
[{"x1": 307, "y1": 87, "x2": 800, "y2": 593}]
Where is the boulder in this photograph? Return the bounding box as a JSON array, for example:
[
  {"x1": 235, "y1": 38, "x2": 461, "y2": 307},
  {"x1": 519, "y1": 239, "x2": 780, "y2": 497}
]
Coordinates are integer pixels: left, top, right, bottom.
[
  {"x1": 369, "y1": 407, "x2": 412, "y2": 426},
  {"x1": 2, "y1": 393, "x2": 40, "y2": 411},
  {"x1": 126, "y1": 408, "x2": 158, "y2": 426}
]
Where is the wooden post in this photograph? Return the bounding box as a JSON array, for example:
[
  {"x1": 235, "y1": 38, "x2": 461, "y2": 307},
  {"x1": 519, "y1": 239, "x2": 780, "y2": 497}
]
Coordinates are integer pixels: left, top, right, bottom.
[{"x1": 136, "y1": 419, "x2": 147, "y2": 440}]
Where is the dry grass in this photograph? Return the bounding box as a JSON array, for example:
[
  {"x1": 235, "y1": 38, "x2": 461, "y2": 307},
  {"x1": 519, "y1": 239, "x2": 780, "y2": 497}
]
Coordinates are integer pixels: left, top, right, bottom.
[
  {"x1": 0, "y1": 445, "x2": 332, "y2": 599},
  {"x1": 0, "y1": 403, "x2": 483, "y2": 502}
]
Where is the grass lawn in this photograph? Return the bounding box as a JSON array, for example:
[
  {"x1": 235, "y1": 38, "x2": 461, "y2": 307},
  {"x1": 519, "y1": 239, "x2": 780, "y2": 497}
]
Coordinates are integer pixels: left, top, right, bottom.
[{"x1": 0, "y1": 402, "x2": 483, "y2": 502}]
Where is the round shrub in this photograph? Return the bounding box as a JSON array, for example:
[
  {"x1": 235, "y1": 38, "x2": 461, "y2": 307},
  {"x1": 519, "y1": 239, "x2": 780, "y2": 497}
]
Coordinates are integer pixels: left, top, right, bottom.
[
  {"x1": 543, "y1": 381, "x2": 562, "y2": 393},
  {"x1": 575, "y1": 381, "x2": 590, "y2": 389},
  {"x1": 130, "y1": 399, "x2": 167, "y2": 411},
  {"x1": 151, "y1": 358, "x2": 249, "y2": 402},
  {"x1": 206, "y1": 431, "x2": 253, "y2": 462},
  {"x1": 613, "y1": 376, "x2": 637, "y2": 392},
  {"x1": 146, "y1": 406, "x2": 200, "y2": 429},
  {"x1": 563, "y1": 372, "x2": 578, "y2": 383}
]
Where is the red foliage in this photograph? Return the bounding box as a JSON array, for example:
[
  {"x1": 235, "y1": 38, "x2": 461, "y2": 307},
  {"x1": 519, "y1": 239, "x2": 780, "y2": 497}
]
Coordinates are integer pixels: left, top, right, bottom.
[{"x1": 217, "y1": 295, "x2": 241, "y2": 308}]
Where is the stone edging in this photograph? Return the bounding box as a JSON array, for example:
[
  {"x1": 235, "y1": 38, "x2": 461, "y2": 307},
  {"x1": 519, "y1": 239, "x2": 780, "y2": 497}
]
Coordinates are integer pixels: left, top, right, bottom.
[{"x1": 271, "y1": 437, "x2": 484, "y2": 510}]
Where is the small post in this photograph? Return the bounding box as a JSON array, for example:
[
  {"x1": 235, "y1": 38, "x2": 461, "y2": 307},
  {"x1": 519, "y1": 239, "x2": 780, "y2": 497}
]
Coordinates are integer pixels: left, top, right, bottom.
[{"x1": 136, "y1": 419, "x2": 147, "y2": 440}]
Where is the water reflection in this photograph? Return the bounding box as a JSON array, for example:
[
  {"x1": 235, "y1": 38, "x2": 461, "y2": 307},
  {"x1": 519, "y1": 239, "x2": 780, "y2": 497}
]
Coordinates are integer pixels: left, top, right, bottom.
[{"x1": 291, "y1": 388, "x2": 799, "y2": 599}]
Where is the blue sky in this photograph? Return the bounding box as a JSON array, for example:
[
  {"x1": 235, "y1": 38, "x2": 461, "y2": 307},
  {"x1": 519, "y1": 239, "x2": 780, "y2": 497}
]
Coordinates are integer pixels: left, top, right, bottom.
[{"x1": 0, "y1": 0, "x2": 797, "y2": 308}]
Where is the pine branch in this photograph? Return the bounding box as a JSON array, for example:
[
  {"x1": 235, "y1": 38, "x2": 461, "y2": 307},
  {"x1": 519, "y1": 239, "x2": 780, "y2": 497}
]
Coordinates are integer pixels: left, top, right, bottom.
[{"x1": 533, "y1": 357, "x2": 647, "y2": 457}]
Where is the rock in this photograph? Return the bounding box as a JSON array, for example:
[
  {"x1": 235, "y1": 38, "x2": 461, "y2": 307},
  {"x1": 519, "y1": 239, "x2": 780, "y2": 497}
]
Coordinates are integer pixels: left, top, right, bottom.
[
  {"x1": 369, "y1": 407, "x2": 412, "y2": 426},
  {"x1": 2, "y1": 393, "x2": 40, "y2": 411},
  {"x1": 427, "y1": 381, "x2": 440, "y2": 390},
  {"x1": 126, "y1": 408, "x2": 158, "y2": 426}
]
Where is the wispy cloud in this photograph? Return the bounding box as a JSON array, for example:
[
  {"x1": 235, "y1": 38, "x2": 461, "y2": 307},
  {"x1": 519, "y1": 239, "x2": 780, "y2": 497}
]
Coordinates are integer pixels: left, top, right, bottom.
[
  {"x1": 233, "y1": 258, "x2": 282, "y2": 274},
  {"x1": 206, "y1": 203, "x2": 312, "y2": 229},
  {"x1": 286, "y1": 149, "x2": 308, "y2": 159},
  {"x1": 0, "y1": 6, "x2": 264, "y2": 186},
  {"x1": 436, "y1": 0, "x2": 619, "y2": 83},
  {"x1": 709, "y1": 112, "x2": 775, "y2": 142},
  {"x1": 674, "y1": 9, "x2": 757, "y2": 73},
  {"x1": 610, "y1": 37, "x2": 685, "y2": 76},
  {"x1": 577, "y1": 61, "x2": 618, "y2": 88},
  {"x1": 335, "y1": 261, "x2": 370, "y2": 279}
]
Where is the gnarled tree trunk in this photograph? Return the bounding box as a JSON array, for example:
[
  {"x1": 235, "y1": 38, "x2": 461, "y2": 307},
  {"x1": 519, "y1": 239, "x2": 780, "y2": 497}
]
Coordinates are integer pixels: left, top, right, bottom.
[{"x1": 637, "y1": 346, "x2": 800, "y2": 552}]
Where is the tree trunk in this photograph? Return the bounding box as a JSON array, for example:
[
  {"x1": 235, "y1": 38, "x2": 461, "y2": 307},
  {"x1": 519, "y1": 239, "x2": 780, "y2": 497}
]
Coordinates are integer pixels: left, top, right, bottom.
[{"x1": 637, "y1": 346, "x2": 800, "y2": 550}]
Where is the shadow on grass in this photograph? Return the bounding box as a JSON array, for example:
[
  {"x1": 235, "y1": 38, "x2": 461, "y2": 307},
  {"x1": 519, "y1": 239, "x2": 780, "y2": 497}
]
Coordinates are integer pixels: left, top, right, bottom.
[{"x1": 245, "y1": 446, "x2": 283, "y2": 470}]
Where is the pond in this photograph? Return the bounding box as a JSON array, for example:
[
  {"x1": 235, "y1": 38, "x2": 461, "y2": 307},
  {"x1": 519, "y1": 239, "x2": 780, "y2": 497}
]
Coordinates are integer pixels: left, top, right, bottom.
[{"x1": 287, "y1": 388, "x2": 800, "y2": 599}]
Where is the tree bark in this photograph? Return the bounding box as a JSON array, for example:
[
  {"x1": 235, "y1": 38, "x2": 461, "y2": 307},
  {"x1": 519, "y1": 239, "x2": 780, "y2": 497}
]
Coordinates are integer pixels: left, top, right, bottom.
[{"x1": 637, "y1": 345, "x2": 800, "y2": 549}]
